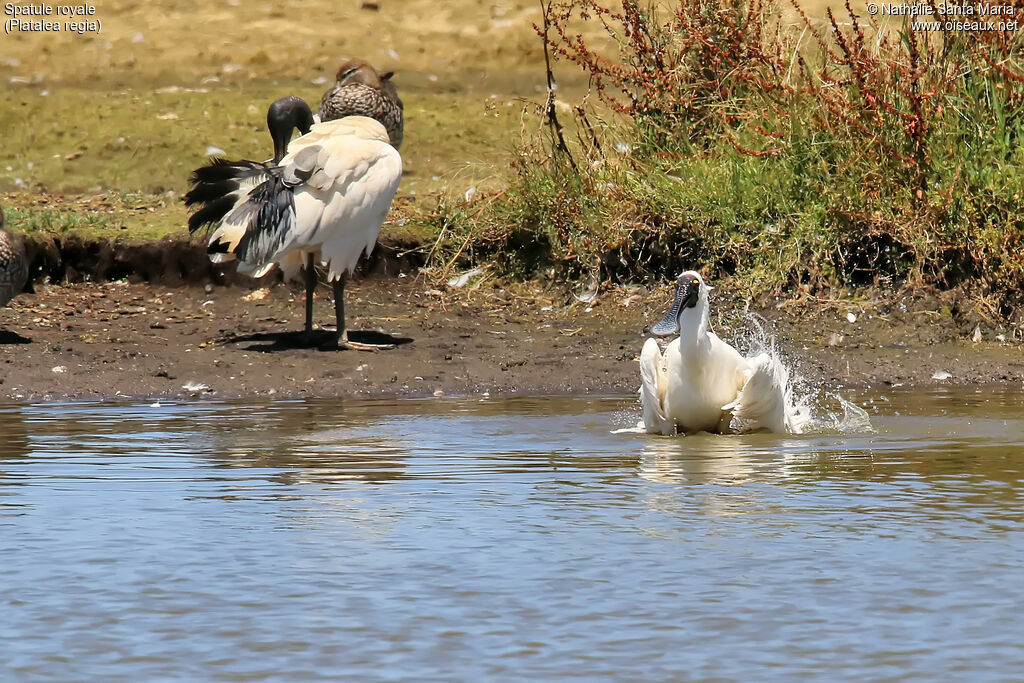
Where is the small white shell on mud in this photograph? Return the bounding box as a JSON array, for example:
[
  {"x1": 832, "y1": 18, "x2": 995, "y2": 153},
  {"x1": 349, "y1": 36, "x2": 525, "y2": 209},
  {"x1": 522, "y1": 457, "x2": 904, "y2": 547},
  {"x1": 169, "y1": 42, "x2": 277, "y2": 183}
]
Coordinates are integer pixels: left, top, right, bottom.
[
  {"x1": 242, "y1": 288, "x2": 269, "y2": 302},
  {"x1": 448, "y1": 267, "x2": 485, "y2": 289}
]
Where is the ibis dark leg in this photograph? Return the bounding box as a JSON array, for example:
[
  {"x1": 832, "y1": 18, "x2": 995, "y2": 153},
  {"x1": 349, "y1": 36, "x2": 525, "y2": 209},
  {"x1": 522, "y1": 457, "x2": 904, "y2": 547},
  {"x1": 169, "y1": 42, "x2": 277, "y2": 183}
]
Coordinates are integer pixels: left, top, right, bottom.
[
  {"x1": 303, "y1": 252, "x2": 316, "y2": 345},
  {"x1": 332, "y1": 276, "x2": 347, "y2": 344},
  {"x1": 330, "y1": 275, "x2": 395, "y2": 351}
]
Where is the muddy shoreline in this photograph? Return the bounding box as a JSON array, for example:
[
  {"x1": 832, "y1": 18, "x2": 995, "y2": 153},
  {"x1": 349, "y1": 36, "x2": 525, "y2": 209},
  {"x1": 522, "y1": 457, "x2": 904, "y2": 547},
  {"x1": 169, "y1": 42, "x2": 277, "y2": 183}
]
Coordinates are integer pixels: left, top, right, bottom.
[{"x1": 1, "y1": 240, "x2": 1021, "y2": 403}]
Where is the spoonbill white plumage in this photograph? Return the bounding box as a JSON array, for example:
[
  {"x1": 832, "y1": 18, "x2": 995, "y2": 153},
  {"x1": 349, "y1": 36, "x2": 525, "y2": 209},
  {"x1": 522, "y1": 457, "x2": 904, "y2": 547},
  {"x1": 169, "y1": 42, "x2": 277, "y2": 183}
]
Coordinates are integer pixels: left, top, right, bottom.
[{"x1": 639, "y1": 271, "x2": 804, "y2": 435}]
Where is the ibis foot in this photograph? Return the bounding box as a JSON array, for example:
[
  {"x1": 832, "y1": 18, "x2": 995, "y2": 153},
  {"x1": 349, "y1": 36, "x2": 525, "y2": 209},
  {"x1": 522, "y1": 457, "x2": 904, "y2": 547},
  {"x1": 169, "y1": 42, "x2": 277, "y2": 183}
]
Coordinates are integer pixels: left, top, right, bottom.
[{"x1": 328, "y1": 331, "x2": 395, "y2": 352}]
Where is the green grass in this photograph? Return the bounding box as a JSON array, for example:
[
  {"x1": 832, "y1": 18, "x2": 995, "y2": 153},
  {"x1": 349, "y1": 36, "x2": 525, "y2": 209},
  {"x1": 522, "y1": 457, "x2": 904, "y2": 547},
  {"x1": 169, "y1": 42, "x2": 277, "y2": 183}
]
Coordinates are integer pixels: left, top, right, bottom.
[
  {"x1": 0, "y1": 190, "x2": 190, "y2": 243},
  {"x1": 2, "y1": 0, "x2": 1017, "y2": 315},
  {"x1": 0, "y1": 86, "x2": 523, "y2": 244},
  {"x1": 0, "y1": 87, "x2": 523, "y2": 194},
  {"x1": 6, "y1": 205, "x2": 115, "y2": 235},
  {"x1": 426, "y1": 0, "x2": 1024, "y2": 312}
]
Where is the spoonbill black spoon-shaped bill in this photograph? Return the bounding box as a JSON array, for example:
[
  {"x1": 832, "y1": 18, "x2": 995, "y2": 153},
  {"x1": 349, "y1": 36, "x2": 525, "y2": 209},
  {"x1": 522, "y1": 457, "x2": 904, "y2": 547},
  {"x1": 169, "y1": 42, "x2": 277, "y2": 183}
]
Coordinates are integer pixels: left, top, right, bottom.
[
  {"x1": 639, "y1": 271, "x2": 806, "y2": 435},
  {"x1": 650, "y1": 271, "x2": 703, "y2": 336},
  {"x1": 184, "y1": 115, "x2": 402, "y2": 350}
]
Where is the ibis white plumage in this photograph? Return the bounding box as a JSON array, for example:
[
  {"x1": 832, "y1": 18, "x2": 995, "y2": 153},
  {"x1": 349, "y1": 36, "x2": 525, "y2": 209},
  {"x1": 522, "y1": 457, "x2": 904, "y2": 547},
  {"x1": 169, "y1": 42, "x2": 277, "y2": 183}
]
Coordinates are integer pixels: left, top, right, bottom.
[
  {"x1": 185, "y1": 59, "x2": 404, "y2": 350},
  {"x1": 639, "y1": 271, "x2": 805, "y2": 435},
  {"x1": 185, "y1": 116, "x2": 402, "y2": 349}
]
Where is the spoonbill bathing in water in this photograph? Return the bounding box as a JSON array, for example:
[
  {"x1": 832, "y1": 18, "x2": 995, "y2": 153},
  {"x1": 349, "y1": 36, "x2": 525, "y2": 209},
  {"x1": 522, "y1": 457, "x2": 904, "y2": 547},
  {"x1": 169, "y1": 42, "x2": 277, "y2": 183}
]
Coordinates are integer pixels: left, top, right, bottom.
[{"x1": 639, "y1": 271, "x2": 807, "y2": 435}]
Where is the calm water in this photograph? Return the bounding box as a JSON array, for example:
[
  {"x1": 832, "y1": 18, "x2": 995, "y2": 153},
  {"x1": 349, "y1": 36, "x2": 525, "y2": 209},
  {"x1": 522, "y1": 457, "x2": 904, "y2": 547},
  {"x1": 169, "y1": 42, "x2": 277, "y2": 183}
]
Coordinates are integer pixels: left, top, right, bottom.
[{"x1": 1, "y1": 390, "x2": 1023, "y2": 680}]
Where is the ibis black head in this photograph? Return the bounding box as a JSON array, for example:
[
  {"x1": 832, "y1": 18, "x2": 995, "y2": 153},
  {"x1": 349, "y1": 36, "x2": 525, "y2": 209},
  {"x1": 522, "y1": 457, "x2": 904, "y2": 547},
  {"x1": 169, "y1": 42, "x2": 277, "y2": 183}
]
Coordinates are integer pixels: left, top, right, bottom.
[{"x1": 267, "y1": 95, "x2": 315, "y2": 164}]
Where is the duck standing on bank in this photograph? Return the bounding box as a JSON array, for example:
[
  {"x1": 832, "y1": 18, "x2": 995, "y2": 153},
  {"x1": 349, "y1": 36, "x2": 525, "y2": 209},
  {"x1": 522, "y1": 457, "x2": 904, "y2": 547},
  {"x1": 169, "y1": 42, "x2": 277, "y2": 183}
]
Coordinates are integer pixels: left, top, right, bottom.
[{"x1": 0, "y1": 207, "x2": 28, "y2": 315}]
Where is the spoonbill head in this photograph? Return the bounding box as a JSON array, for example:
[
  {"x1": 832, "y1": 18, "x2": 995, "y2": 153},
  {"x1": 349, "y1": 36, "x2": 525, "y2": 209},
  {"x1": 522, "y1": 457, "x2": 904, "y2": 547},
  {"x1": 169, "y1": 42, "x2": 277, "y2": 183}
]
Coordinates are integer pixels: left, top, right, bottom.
[{"x1": 650, "y1": 270, "x2": 712, "y2": 336}]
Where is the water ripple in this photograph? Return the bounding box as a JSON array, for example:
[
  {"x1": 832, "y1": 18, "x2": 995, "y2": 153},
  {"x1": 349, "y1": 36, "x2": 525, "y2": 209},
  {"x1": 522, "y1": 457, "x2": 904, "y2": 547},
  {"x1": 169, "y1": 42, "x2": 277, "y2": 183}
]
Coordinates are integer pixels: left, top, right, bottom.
[{"x1": 1, "y1": 390, "x2": 1023, "y2": 679}]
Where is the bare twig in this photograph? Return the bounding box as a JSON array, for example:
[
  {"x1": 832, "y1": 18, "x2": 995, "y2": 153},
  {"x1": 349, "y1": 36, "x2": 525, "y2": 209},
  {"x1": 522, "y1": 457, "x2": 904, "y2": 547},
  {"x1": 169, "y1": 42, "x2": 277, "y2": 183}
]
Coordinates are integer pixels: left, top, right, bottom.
[{"x1": 538, "y1": 0, "x2": 578, "y2": 171}]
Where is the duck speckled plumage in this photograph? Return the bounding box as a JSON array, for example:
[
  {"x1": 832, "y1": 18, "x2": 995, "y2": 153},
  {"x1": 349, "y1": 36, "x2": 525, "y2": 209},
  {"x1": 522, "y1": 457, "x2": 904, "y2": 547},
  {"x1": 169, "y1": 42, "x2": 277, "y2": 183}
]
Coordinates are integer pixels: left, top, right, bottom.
[
  {"x1": 318, "y1": 59, "x2": 403, "y2": 149},
  {"x1": 0, "y1": 207, "x2": 28, "y2": 309}
]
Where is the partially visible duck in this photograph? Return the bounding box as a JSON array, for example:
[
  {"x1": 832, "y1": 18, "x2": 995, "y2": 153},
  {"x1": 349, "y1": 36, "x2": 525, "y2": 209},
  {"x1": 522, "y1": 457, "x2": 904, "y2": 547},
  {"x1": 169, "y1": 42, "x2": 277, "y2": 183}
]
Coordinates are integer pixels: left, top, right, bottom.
[
  {"x1": 318, "y1": 59, "x2": 403, "y2": 148},
  {"x1": 0, "y1": 207, "x2": 28, "y2": 311}
]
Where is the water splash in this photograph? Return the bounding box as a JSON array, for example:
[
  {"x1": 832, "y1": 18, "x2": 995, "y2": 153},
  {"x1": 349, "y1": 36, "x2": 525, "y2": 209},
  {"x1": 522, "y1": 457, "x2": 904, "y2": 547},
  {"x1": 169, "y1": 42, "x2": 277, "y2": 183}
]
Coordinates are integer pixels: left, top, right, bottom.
[
  {"x1": 725, "y1": 314, "x2": 812, "y2": 435},
  {"x1": 818, "y1": 394, "x2": 876, "y2": 434},
  {"x1": 730, "y1": 314, "x2": 872, "y2": 436},
  {"x1": 611, "y1": 424, "x2": 647, "y2": 435}
]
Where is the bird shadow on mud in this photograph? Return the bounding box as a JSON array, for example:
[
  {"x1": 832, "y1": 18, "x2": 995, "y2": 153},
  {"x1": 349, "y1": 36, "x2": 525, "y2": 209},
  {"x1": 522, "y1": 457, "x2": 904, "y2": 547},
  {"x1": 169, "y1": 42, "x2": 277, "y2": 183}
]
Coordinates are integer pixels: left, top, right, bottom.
[
  {"x1": 219, "y1": 328, "x2": 413, "y2": 352},
  {"x1": 0, "y1": 329, "x2": 31, "y2": 345}
]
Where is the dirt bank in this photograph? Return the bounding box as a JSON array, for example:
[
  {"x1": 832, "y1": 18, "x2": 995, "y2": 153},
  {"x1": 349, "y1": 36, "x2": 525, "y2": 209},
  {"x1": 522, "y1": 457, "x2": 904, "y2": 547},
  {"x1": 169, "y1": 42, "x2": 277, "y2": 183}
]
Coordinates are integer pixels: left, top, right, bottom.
[
  {"x1": 1, "y1": 270, "x2": 1020, "y2": 403},
  {"x1": 18, "y1": 233, "x2": 426, "y2": 287}
]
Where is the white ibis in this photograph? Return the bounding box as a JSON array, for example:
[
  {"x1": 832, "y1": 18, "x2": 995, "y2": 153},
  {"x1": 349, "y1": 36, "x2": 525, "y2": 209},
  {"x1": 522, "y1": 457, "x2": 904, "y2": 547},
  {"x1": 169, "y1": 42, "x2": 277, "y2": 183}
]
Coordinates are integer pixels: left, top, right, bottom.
[{"x1": 185, "y1": 60, "x2": 403, "y2": 350}]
